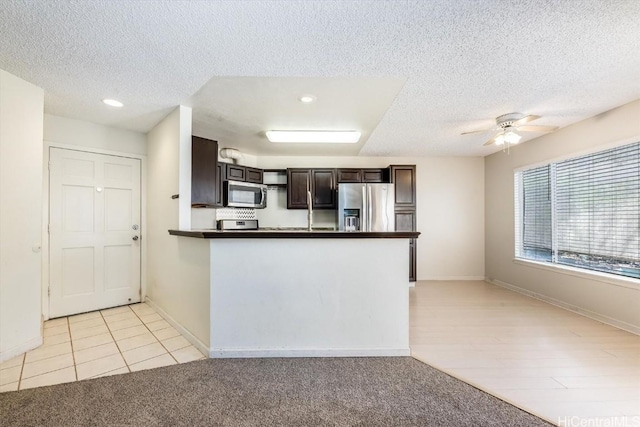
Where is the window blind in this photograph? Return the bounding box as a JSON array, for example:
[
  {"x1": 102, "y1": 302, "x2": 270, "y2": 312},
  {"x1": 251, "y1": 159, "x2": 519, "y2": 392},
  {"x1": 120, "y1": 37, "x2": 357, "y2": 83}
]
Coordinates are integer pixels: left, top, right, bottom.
[
  {"x1": 521, "y1": 165, "x2": 552, "y2": 261},
  {"x1": 514, "y1": 142, "x2": 640, "y2": 279},
  {"x1": 554, "y1": 143, "x2": 639, "y2": 277}
]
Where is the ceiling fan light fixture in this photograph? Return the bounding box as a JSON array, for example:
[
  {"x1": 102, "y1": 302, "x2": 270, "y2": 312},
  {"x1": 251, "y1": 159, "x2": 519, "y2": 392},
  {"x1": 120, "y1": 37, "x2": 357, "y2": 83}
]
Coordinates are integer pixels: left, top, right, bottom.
[
  {"x1": 503, "y1": 131, "x2": 522, "y2": 145},
  {"x1": 266, "y1": 130, "x2": 361, "y2": 144}
]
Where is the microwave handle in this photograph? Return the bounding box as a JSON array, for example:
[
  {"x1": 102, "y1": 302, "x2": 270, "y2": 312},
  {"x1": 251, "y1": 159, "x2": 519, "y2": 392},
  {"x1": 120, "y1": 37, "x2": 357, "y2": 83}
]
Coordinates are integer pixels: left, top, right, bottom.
[{"x1": 260, "y1": 187, "x2": 267, "y2": 207}]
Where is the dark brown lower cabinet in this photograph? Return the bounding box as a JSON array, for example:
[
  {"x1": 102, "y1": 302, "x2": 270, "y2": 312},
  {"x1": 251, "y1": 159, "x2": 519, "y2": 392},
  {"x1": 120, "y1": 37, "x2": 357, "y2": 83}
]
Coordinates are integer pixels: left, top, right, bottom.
[
  {"x1": 409, "y1": 238, "x2": 417, "y2": 282},
  {"x1": 394, "y1": 209, "x2": 417, "y2": 282},
  {"x1": 394, "y1": 211, "x2": 416, "y2": 233}
]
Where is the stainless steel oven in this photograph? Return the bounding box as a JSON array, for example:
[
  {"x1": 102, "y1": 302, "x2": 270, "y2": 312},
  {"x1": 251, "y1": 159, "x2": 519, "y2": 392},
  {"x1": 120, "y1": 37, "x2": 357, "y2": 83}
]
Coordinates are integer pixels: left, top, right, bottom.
[{"x1": 223, "y1": 180, "x2": 267, "y2": 208}]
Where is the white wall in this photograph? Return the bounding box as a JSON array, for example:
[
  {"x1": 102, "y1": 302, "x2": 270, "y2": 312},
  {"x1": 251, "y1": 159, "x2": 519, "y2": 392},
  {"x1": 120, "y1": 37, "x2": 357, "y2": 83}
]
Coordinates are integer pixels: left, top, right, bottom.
[
  {"x1": 44, "y1": 114, "x2": 147, "y2": 155},
  {"x1": 0, "y1": 70, "x2": 44, "y2": 361},
  {"x1": 146, "y1": 106, "x2": 210, "y2": 349},
  {"x1": 209, "y1": 238, "x2": 409, "y2": 357},
  {"x1": 485, "y1": 100, "x2": 640, "y2": 332},
  {"x1": 257, "y1": 156, "x2": 485, "y2": 281}
]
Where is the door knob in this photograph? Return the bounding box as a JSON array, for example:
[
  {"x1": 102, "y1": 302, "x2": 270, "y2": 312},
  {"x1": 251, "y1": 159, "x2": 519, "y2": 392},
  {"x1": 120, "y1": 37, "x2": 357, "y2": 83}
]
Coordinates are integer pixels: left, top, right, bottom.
[{"x1": 132, "y1": 236, "x2": 139, "y2": 241}]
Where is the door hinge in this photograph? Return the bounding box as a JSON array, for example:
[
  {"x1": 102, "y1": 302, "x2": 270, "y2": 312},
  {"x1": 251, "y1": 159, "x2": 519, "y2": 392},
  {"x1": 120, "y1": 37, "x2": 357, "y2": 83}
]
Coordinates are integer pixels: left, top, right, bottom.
[
  {"x1": 48, "y1": 162, "x2": 51, "y2": 171},
  {"x1": 47, "y1": 224, "x2": 50, "y2": 233},
  {"x1": 48, "y1": 286, "x2": 50, "y2": 297}
]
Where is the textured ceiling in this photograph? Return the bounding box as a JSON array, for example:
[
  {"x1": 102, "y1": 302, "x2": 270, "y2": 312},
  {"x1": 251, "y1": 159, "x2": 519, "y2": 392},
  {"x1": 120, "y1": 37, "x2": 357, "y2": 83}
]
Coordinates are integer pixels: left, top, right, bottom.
[{"x1": 1, "y1": 0, "x2": 639, "y2": 156}]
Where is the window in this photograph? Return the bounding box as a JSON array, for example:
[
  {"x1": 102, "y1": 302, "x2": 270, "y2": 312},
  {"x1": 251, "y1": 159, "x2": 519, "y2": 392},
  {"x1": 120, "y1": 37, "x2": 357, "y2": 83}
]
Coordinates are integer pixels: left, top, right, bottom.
[{"x1": 515, "y1": 142, "x2": 639, "y2": 279}]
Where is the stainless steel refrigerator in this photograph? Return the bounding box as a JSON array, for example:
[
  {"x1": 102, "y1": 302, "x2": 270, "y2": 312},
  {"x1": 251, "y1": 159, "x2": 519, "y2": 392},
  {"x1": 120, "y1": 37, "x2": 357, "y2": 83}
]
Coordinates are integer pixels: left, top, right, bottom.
[{"x1": 338, "y1": 183, "x2": 395, "y2": 232}]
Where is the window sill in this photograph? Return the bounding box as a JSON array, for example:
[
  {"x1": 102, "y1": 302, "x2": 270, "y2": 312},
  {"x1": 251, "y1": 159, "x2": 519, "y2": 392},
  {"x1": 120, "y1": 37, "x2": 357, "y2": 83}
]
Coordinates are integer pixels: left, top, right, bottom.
[{"x1": 512, "y1": 258, "x2": 640, "y2": 290}]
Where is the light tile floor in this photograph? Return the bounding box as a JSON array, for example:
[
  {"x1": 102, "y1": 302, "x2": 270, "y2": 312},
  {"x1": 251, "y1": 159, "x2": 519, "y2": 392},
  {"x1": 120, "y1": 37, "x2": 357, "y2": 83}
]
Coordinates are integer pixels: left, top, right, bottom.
[
  {"x1": 410, "y1": 281, "x2": 640, "y2": 426},
  {"x1": 0, "y1": 303, "x2": 205, "y2": 392}
]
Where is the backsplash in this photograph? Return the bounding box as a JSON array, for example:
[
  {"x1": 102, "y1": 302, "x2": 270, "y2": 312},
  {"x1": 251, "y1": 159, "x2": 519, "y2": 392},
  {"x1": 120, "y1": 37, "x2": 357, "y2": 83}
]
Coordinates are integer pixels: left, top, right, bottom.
[
  {"x1": 191, "y1": 208, "x2": 216, "y2": 229},
  {"x1": 190, "y1": 189, "x2": 337, "y2": 230},
  {"x1": 255, "y1": 187, "x2": 337, "y2": 229},
  {"x1": 216, "y1": 208, "x2": 256, "y2": 220}
]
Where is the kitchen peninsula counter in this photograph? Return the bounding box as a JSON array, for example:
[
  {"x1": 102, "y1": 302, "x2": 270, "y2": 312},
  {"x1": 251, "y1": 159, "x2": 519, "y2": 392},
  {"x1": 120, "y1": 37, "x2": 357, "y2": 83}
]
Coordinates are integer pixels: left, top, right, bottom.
[
  {"x1": 169, "y1": 229, "x2": 420, "y2": 239},
  {"x1": 168, "y1": 228, "x2": 417, "y2": 358}
]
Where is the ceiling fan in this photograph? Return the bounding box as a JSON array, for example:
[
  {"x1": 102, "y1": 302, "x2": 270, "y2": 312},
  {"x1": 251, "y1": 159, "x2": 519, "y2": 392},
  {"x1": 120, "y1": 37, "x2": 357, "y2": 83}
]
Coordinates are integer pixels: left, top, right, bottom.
[{"x1": 462, "y1": 113, "x2": 558, "y2": 147}]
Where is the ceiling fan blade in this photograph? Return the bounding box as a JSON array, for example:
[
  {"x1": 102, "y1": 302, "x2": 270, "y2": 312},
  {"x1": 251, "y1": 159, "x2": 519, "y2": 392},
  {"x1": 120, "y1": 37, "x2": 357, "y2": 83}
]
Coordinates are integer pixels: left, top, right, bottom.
[
  {"x1": 518, "y1": 125, "x2": 559, "y2": 132},
  {"x1": 461, "y1": 128, "x2": 491, "y2": 135},
  {"x1": 512, "y1": 115, "x2": 541, "y2": 126},
  {"x1": 483, "y1": 136, "x2": 497, "y2": 146}
]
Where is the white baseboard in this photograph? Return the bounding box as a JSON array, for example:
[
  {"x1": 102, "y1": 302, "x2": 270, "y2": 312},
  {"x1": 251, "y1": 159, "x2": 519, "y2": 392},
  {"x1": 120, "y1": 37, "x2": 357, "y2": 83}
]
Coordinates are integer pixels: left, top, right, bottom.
[
  {"x1": 0, "y1": 335, "x2": 42, "y2": 363},
  {"x1": 419, "y1": 276, "x2": 486, "y2": 281},
  {"x1": 144, "y1": 297, "x2": 210, "y2": 357},
  {"x1": 209, "y1": 347, "x2": 411, "y2": 358},
  {"x1": 486, "y1": 278, "x2": 640, "y2": 335}
]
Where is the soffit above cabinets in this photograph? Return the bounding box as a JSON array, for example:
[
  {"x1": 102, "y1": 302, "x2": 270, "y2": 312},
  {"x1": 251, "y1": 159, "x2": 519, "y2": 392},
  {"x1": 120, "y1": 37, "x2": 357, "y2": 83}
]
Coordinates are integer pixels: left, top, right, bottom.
[{"x1": 190, "y1": 77, "x2": 405, "y2": 157}]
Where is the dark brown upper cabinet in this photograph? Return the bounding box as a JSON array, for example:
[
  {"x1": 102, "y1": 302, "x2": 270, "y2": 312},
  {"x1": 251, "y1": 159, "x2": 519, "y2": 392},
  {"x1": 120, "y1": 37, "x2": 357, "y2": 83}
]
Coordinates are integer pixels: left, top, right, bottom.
[
  {"x1": 390, "y1": 165, "x2": 416, "y2": 209},
  {"x1": 311, "y1": 169, "x2": 336, "y2": 209},
  {"x1": 224, "y1": 164, "x2": 246, "y2": 182},
  {"x1": 287, "y1": 168, "x2": 336, "y2": 209},
  {"x1": 337, "y1": 169, "x2": 362, "y2": 183},
  {"x1": 362, "y1": 168, "x2": 389, "y2": 183},
  {"x1": 287, "y1": 169, "x2": 312, "y2": 209},
  {"x1": 221, "y1": 164, "x2": 264, "y2": 184},
  {"x1": 245, "y1": 167, "x2": 263, "y2": 184},
  {"x1": 191, "y1": 136, "x2": 219, "y2": 207},
  {"x1": 337, "y1": 168, "x2": 389, "y2": 183},
  {"x1": 214, "y1": 162, "x2": 223, "y2": 207}
]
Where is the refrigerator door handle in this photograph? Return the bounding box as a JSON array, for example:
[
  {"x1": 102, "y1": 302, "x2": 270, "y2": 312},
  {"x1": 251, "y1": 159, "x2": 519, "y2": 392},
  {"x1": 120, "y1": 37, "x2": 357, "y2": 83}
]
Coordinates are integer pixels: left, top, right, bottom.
[
  {"x1": 362, "y1": 185, "x2": 367, "y2": 231},
  {"x1": 383, "y1": 189, "x2": 388, "y2": 231},
  {"x1": 368, "y1": 185, "x2": 372, "y2": 232}
]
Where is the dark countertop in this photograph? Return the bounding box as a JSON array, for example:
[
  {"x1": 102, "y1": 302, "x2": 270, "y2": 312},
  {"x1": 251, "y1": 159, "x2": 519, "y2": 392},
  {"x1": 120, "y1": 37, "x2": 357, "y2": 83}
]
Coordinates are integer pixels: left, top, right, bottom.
[{"x1": 168, "y1": 229, "x2": 420, "y2": 239}]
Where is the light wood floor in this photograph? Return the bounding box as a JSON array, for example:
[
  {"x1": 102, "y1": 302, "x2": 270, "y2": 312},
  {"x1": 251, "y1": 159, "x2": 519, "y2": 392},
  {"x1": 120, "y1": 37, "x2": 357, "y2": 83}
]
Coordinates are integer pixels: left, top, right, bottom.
[{"x1": 410, "y1": 280, "x2": 640, "y2": 426}]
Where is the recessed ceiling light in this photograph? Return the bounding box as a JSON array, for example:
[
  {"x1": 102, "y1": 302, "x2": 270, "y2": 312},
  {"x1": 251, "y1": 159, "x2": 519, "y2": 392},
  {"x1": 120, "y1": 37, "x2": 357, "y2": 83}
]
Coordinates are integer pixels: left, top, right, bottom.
[
  {"x1": 266, "y1": 130, "x2": 361, "y2": 144},
  {"x1": 102, "y1": 99, "x2": 123, "y2": 107},
  {"x1": 299, "y1": 95, "x2": 316, "y2": 103}
]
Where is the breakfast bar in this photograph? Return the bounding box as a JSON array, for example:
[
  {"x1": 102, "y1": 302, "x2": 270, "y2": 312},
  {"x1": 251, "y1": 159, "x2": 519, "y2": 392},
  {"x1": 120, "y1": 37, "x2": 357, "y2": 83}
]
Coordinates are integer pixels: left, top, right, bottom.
[{"x1": 169, "y1": 229, "x2": 419, "y2": 358}]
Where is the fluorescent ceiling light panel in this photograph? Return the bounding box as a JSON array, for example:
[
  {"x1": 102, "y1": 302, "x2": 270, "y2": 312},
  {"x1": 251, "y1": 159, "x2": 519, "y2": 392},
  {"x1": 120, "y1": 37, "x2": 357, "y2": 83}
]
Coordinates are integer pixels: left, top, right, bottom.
[{"x1": 266, "y1": 130, "x2": 361, "y2": 143}]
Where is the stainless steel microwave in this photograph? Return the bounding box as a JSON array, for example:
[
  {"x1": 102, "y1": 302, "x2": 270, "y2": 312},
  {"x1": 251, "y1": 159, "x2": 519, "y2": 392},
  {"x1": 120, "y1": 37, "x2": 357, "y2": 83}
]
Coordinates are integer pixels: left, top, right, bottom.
[{"x1": 223, "y1": 180, "x2": 267, "y2": 209}]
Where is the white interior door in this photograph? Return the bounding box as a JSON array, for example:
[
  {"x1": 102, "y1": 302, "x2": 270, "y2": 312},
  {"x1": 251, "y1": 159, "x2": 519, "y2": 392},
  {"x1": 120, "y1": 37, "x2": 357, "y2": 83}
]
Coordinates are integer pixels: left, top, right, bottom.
[{"x1": 49, "y1": 148, "x2": 141, "y2": 318}]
